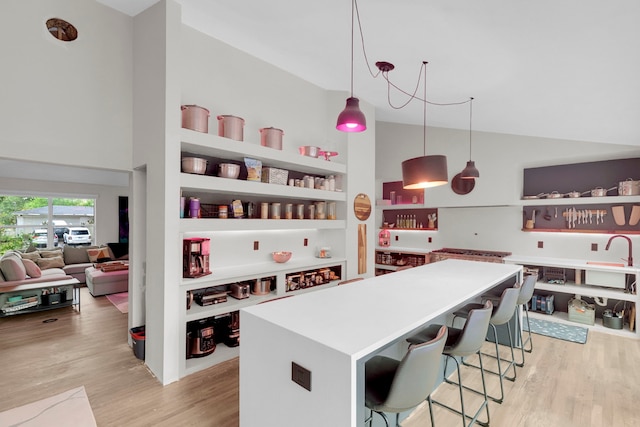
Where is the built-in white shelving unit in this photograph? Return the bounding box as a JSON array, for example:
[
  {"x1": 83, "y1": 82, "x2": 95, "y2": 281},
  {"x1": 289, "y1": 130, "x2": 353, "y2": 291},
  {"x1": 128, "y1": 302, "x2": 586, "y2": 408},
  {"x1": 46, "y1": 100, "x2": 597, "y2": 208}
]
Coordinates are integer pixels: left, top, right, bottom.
[{"x1": 178, "y1": 128, "x2": 348, "y2": 377}]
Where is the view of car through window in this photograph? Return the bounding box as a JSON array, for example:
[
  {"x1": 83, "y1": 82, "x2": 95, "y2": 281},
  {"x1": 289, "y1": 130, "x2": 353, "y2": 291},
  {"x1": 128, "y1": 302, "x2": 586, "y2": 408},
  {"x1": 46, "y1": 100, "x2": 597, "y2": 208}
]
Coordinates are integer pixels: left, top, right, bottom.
[
  {"x1": 63, "y1": 227, "x2": 92, "y2": 246},
  {"x1": 32, "y1": 229, "x2": 58, "y2": 248}
]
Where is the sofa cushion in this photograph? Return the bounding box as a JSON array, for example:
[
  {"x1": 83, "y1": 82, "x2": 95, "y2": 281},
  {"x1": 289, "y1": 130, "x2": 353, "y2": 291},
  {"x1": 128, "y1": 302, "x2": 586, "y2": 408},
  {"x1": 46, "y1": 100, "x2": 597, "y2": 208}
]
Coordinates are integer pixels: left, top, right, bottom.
[
  {"x1": 40, "y1": 268, "x2": 67, "y2": 278},
  {"x1": 63, "y1": 245, "x2": 97, "y2": 265},
  {"x1": 36, "y1": 256, "x2": 65, "y2": 270},
  {"x1": 38, "y1": 248, "x2": 63, "y2": 258},
  {"x1": 87, "y1": 247, "x2": 111, "y2": 263},
  {"x1": 1, "y1": 253, "x2": 27, "y2": 281},
  {"x1": 20, "y1": 251, "x2": 42, "y2": 261},
  {"x1": 22, "y1": 259, "x2": 42, "y2": 278}
]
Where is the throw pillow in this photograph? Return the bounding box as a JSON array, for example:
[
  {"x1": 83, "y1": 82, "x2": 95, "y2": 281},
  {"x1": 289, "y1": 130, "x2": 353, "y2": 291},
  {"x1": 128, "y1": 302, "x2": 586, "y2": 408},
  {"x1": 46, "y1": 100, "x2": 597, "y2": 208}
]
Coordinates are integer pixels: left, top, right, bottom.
[
  {"x1": 0, "y1": 253, "x2": 27, "y2": 281},
  {"x1": 22, "y1": 259, "x2": 42, "y2": 278},
  {"x1": 38, "y1": 248, "x2": 63, "y2": 258},
  {"x1": 36, "y1": 256, "x2": 65, "y2": 270},
  {"x1": 87, "y1": 247, "x2": 111, "y2": 263},
  {"x1": 1, "y1": 250, "x2": 21, "y2": 259},
  {"x1": 20, "y1": 251, "x2": 42, "y2": 261},
  {"x1": 63, "y1": 245, "x2": 95, "y2": 264}
]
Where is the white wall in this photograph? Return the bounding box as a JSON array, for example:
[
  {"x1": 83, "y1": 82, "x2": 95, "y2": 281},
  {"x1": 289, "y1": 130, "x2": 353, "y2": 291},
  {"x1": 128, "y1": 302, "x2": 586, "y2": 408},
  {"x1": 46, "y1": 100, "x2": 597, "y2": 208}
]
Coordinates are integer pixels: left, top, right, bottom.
[
  {"x1": 0, "y1": 0, "x2": 133, "y2": 171},
  {"x1": 179, "y1": 26, "x2": 338, "y2": 156},
  {"x1": 132, "y1": 0, "x2": 182, "y2": 385},
  {"x1": 376, "y1": 121, "x2": 640, "y2": 262}
]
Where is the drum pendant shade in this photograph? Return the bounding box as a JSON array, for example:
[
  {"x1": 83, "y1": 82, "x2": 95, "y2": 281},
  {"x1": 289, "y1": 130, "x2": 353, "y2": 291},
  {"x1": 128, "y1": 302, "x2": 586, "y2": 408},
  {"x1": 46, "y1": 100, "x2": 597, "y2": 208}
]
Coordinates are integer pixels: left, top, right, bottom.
[{"x1": 402, "y1": 155, "x2": 448, "y2": 189}]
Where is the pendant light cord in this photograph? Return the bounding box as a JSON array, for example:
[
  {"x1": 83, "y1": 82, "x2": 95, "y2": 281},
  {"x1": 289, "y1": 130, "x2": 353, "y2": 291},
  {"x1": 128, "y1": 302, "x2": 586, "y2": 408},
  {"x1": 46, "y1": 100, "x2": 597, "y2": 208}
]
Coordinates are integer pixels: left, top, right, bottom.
[
  {"x1": 352, "y1": 0, "x2": 470, "y2": 108},
  {"x1": 350, "y1": 0, "x2": 355, "y2": 97},
  {"x1": 469, "y1": 97, "x2": 474, "y2": 160},
  {"x1": 423, "y1": 61, "x2": 427, "y2": 156}
]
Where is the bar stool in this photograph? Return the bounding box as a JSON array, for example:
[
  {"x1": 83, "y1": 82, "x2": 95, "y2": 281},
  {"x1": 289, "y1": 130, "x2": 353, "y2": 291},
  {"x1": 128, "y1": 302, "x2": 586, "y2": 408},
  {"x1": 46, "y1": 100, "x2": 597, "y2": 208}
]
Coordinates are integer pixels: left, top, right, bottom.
[
  {"x1": 364, "y1": 325, "x2": 448, "y2": 427},
  {"x1": 406, "y1": 301, "x2": 493, "y2": 427},
  {"x1": 514, "y1": 274, "x2": 537, "y2": 366},
  {"x1": 481, "y1": 274, "x2": 536, "y2": 367},
  {"x1": 452, "y1": 283, "x2": 520, "y2": 404}
]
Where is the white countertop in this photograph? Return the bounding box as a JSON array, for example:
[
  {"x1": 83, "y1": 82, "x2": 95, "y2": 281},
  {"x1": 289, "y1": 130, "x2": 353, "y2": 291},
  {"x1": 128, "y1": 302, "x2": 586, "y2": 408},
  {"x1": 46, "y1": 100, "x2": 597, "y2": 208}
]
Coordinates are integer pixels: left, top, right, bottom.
[
  {"x1": 242, "y1": 259, "x2": 522, "y2": 360},
  {"x1": 504, "y1": 254, "x2": 638, "y2": 273}
]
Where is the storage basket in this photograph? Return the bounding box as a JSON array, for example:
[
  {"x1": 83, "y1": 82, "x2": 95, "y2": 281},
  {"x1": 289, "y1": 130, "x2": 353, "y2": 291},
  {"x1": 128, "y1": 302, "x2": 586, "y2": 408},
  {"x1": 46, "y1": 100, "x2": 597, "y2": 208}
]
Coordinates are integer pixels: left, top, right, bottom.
[
  {"x1": 543, "y1": 266, "x2": 565, "y2": 284},
  {"x1": 200, "y1": 203, "x2": 229, "y2": 219},
  {"x1": 261, "y1": 167, "x2": 289, "y2": 185},
  {"x1": 603, "y1": 303, "x2": 625, "y2": 329},
  {"x1": 568, "y1": 298, "x2": 595, "y2": 325},
  {"x1": 603, "y1": 313, "x2": 623, "y2": 329},
  {"x1": 531, "y1": 294, "x2": 554, "y2": 314},
  {"x1": 41, "y1": 293, "x2": 63, "y2": 306}
]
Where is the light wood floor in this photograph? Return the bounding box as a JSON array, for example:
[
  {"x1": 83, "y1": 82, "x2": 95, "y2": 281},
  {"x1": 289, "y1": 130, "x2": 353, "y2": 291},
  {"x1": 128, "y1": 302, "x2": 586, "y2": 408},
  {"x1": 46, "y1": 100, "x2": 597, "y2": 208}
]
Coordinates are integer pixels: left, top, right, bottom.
[{"x1": 1, "y1": 288, "x2": 639, "y2": 427}]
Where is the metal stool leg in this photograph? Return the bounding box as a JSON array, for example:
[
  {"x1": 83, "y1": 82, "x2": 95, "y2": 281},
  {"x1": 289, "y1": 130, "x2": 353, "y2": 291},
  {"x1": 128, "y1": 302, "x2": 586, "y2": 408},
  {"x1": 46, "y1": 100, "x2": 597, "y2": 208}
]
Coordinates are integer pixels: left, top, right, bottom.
[
  {"x1": 458, "y1": 322, "x2": 517, "y2": 404},
  {"x1": 515, "y1": 304, "x2": 534, "y2": 367},
  {"x1": 434, "y1": 353, "x2": 490, "y2": 427},
  {"x1": 365, "y1": 408, "x2": 390, "y2": 427}
]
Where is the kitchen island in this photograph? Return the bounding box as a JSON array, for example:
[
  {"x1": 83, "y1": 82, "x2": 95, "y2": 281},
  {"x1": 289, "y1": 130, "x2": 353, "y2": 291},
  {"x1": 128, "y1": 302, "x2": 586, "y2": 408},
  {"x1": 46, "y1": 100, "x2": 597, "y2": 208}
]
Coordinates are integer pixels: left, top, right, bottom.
[{"x1": 239, "y1": 259, "x2": 522, "y2": 427}]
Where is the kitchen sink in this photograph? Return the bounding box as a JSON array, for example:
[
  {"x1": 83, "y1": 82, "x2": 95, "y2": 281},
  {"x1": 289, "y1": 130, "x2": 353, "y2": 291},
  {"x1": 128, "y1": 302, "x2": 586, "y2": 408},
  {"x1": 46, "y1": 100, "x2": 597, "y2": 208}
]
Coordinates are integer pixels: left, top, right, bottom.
[{"x1": 586, "y1": 261, "x2": 626, "y2": 267}]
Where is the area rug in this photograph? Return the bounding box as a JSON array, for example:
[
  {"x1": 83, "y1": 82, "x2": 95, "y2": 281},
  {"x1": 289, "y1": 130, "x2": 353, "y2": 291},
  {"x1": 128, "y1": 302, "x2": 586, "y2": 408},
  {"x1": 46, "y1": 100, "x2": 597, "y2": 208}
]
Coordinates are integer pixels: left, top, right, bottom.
[
  {"x1": 0, "y1": 386, "x2": 96, "y2": 427},
  {"x1": 106, "y1": 292, "x2": 128, "y2": 314},
  {"x1": 524, "y1": 317, "x2": 588, "y2": 344}
]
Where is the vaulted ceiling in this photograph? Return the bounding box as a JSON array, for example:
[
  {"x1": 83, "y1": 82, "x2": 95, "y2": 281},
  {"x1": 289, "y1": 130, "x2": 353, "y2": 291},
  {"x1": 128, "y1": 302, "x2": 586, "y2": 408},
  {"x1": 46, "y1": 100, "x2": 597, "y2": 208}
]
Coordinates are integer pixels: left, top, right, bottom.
[{"x1": 100, "y1": 0, "x2": 640, "y2": 147}]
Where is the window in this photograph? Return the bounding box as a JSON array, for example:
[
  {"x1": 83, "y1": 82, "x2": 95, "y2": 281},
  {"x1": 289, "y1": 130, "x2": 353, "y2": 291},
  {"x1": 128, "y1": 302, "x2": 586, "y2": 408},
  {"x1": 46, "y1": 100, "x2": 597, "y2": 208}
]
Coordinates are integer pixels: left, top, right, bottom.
[{"x1": 0, "y1": 195, "x2": 95, "y2": 253}]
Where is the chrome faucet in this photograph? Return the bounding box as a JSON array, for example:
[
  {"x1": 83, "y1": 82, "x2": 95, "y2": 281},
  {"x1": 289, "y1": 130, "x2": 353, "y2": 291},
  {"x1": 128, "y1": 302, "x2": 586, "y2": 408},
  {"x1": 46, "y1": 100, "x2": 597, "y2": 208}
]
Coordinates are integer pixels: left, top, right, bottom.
[{"x1": 605, "y1": 234, "x2": 633, "y2": 267}]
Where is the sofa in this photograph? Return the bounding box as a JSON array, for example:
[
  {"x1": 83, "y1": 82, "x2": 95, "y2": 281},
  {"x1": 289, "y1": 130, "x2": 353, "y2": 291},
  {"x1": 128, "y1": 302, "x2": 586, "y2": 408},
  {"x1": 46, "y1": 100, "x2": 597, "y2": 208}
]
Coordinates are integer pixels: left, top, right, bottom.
[
  {"x1": 16, "y1": 245, "x2": 94, "y2": 283},
  {"x1": 0, "y1": 250, "x2": 74, "y2": 291},
  {"x1": 0, "y1": 243, "x2": 129, "y2": 292}
]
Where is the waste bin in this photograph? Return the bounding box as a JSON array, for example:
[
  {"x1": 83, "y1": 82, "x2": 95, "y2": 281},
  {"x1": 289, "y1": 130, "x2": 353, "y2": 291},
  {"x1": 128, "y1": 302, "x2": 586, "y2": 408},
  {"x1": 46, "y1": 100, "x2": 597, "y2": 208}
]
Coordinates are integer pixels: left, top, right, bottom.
[{"x1": 130, "y1": 326, "x2": 145, "y2": 360}]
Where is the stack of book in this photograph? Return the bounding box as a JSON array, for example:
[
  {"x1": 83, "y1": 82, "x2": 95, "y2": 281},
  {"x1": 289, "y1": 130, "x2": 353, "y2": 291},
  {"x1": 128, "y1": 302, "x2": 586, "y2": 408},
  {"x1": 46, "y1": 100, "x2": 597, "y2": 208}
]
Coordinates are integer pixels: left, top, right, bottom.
[{"x1": 1, "y1": 295, "x2": 39, "y2": 314}]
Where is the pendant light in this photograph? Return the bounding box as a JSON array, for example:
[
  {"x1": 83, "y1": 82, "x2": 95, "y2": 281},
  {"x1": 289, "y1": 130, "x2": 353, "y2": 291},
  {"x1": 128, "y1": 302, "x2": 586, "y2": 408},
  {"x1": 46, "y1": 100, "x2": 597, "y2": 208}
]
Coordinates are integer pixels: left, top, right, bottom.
[
  {"x1": 401, "y1": 62, "x2": 448, "y2": 189},
  {"x1": 460, "y1": 97, "x2": 480, "y2": 179},
  {"x1": 336, "y1": 0, "x2": 366, "y2": 132}
]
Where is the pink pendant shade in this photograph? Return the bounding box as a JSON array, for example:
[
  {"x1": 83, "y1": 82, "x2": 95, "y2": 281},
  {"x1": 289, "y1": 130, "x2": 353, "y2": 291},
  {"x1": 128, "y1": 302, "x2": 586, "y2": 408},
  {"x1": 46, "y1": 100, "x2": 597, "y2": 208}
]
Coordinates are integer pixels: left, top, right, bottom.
[{"x1": 336, "y1": 97, "x2": 367, "y2": 132}]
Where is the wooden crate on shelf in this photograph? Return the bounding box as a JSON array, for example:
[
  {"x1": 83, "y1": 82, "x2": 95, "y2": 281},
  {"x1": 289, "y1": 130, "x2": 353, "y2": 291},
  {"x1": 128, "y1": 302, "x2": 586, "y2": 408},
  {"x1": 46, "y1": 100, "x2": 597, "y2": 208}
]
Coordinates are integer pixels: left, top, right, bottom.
[{"x1": 543, "y1": 266, "x2": 565, "y2": 284}]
